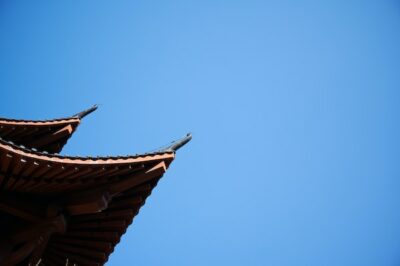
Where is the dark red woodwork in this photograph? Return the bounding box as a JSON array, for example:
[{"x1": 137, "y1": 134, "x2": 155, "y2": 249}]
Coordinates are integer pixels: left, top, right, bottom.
[{"x1": 0, "y1": 109, "x2": 190, "y2": 265}]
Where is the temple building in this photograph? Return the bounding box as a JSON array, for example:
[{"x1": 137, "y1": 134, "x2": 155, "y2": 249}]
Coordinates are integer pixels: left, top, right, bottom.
[{"x1": 0, "y1": 106, "x2": 191, "y2": 265}]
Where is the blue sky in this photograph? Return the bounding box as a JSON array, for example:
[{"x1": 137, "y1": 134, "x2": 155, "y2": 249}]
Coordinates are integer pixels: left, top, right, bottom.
[{"x1": 1, "y1": 1, "x2": 400, "y2": 265}]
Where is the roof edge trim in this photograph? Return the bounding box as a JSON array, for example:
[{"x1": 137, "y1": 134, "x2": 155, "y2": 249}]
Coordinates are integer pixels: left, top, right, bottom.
[
  {"x1": 160, "y1": 133, "x2": 192, "y2": 152},
  {"x1": 0, "y1": 137, "x2": 175, "y2": 164},
  {"x1": 73, "y1": 104, "x2": 98, "y2": 119}
]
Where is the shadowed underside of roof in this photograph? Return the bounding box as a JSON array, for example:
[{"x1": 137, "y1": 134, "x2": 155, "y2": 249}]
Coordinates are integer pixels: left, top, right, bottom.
[
  {"x1": 0, "y1": 114, "x2": 191, "y2": 266},
  {"x1": 43, "y1": 180, "x2": 160, "y2": 265},
  {"x1": 0, "y1": 139, "x2": 175, "y2": 265}
]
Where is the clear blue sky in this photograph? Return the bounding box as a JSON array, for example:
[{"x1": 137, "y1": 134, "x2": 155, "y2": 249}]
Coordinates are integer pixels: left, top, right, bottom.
[{"x1": 1, "y1": 1, "x2": 400, "y2": 265}]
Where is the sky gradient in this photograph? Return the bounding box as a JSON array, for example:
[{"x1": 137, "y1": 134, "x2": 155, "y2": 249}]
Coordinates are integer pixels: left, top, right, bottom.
[{"x1": 1, "y1": 1, "x2": 400, "y2": 265}]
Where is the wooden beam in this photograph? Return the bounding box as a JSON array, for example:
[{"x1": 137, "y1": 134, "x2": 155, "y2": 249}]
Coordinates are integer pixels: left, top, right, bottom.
[
  {"x1": 50, "y1": 242, "x2": 106, "y2": 261},
  {"x1": 2, "y1": 238, "x2": 38, "y2": 266},
  {"x1": 0, "y1": 126, "x2": 15, "y2": 137},
  {"x1": 0, "y1": 154, "x2": 13, "y2": 190},
  {"x1": 0, "y1": 193, "x2": 44, "y2": 222},
  {"x1": 51, "y1": 238, "x2": 113, "y2": 253},
  {"x1": 28, "y1": 125, "x2": 73, "y2": 149},
  {"x1": 48, "y1": 247, "x2": 101, "y2": 266},
  {"x1": 62, "y1": 231, "x2": 120, "y2": 242},
  {"x1": 5, "y1": 126, "x2": 29, "y2": 140},
  {"x1": 71, "y1": 209, "x2": 134, "y2": 223},
  {"x1": 109, "y1": 161, "x2": 166, "y2": 196},
  {"x1": 65, "y1": 191, "x2": 111, "y2": 215},
  {"x1": 28, "y1": 234, "x2": 50, "y2": 266},
  {"x1": 107, "y1": 196, "x2": 143, "y2": 211},
  {"x1": 61, "y1": 162, "x2": 163, "y2": 216},
  {"x1": 9, "y1": 214, "x2": 66, "y2": 244},
  {"x1": 11, "y1": 161, "x2": 40, "y2": 190},
  {"x1": 68, "y1": 220, "x2": 126, "y2": 231}
]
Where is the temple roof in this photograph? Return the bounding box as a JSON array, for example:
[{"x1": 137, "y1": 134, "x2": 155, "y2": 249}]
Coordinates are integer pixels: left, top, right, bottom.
[
  {"x1": 0, "y1": 124, "x2": 191, "y2": 265},
  {"x1": 0, "y1": 137, "x2": 175, "y2": 195},
  {"x1": 0, "y1": 105, "x2": 98, "y2": 154}
]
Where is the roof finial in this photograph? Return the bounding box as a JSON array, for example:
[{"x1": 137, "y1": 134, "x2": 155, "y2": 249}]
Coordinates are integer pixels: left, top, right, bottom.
[
  {"x1": 161, "y1": 133, "x2": 192, "y2": 152},
  {"x1": 73, "y1": 105, "x2": 98, "y2": 119}
]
